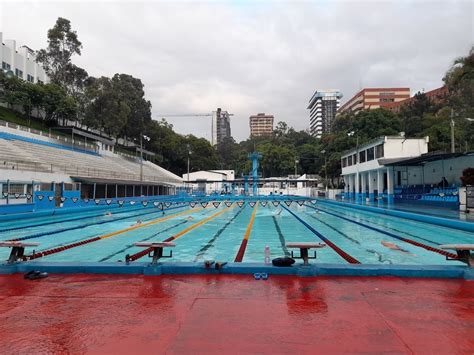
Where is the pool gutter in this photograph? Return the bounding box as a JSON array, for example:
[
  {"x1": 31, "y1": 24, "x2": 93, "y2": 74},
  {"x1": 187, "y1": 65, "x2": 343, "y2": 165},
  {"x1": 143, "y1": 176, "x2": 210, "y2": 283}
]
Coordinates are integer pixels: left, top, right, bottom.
[{"x1": 1, "y1": 261, "x2": 473, "y2": 280}]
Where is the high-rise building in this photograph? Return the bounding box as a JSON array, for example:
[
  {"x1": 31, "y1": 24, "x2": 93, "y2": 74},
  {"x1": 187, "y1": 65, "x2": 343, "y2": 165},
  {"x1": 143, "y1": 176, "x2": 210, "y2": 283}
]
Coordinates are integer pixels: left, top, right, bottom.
[
  {"x1": 213, "y1": 108, "x2": 231, "y2": 145},
  {"x1": 307, "y1": 90, "x2": 342, "y2": 138},
  {"x1": 0, "y1": 32, "x2": 48, "y2": 84},
  {"x1": 337, "y1": 88, "x2": 410, "y2": 115},
  {"x1": 249, "y1": 113, "x2": 274, "y2": 137}
]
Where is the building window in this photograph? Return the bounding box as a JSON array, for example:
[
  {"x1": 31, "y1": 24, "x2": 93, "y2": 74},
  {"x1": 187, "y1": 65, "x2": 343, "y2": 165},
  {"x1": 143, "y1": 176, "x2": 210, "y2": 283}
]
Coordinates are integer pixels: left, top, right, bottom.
[
  {"x1": 359, "y1": 150, "x2": 366, "y2": 163},
  {"x1": 367, "y1": 147, "x2": 375, "y2": 161},
  {"x1": 347, "y1": 155, "x2": 352, "y2": 166},
  {"x1": 15, "y1": 69, "x2": 23, "y2": 78},
  {"x1": 352, "y1": 153, "x2": 357, "y2": 165},
  {"x1": 27, "y1": 74, "x2": 34, "y2": 83},
  {"x1": 380, "y1": 98, "x2": 395, "y2": 102},
  {"x1": 375, "y1": 144, "x2": 384, "y2": 158},
  {"x1": 379, "y1": 92, "x2": 395, "y2": 96},
  {"x1": 37, "y1": 79, "x2": 44, "y2": 85},
  {"x1": 2, "y1": 61, "x2": 11, "y2": 70}
]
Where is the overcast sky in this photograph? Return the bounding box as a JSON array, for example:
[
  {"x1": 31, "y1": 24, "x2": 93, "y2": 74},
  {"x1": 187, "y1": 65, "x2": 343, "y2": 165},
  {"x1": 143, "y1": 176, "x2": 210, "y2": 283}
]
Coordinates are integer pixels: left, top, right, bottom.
[{"x1": 1, "y1": 0, "x2": 473, "y2": 142}]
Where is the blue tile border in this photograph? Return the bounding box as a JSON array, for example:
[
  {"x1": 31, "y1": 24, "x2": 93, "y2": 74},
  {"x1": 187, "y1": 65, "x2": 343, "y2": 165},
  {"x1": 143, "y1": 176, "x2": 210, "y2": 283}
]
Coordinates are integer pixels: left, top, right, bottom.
[{"x1": 1, "y1": 261, "x2": 472, "y2": 280}]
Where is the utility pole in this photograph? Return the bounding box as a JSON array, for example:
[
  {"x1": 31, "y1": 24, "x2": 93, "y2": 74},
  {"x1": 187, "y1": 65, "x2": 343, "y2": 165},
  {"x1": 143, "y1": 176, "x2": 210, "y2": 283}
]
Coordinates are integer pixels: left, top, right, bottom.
[
  {"x1": 187, "y1": 143, "x2": 191, "y2": 192},
  {"x1": 321, "y1": 150, "x2": 327, "y2": 191},
  {"x1": 450, "y1": 109, "x2": 455, "y2": 153},
  {"x1": 140, "y1": 134, "x2": 143, "y2": 182}
]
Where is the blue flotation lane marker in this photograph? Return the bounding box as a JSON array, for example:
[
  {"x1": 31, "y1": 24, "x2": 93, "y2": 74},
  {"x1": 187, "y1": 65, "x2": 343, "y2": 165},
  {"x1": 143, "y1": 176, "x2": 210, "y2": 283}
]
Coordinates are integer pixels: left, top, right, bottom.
[
  {"x1": 281, "y1": 205, "x2": 361, "y2": 264},
  {"x1": 304, "y1": 204, "x2": 458, "y2": 260},
  {"x1": 5, "y1": 205, "x2": 185, "y2": 242}
]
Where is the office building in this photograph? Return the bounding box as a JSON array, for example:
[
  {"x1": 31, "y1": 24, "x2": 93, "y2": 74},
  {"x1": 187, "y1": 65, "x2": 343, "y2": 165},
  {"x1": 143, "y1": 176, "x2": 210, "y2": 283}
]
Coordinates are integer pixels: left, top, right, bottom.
[
  {"x1": 338, "y1": 88, "x2": 410, "y2": 115},
  {"x1": 385, "y1": 86, "x2": 448, "y2": 113},
  {"x1": 249, "y1": 113, "x2": 274, "y2": 137},
  {"x1": 213, "y1": 108, "x2": 231, "y2": 145},
  {"x1": 307, "y1": 90, "x2": 343, "y2": 138},
  {"x1": 0, "y1": 32, "x2": 48, "y2": 84}
]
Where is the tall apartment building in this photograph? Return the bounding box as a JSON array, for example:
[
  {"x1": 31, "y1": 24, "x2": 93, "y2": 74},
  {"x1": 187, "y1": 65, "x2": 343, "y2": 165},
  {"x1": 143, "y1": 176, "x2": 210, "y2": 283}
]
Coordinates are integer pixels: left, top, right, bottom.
[
  {"x1": 307, "y1": 90, "x2": 342, "y2": 138},
  {"x1": 249, "y1": 113, "x2": 274, "y2": 137},
  {"x1": 0, "y1": 32, "x2": 48, "y2": 84},
  {"x1": 338, "y1": 88, "x2": 410, "y2": 115},
  {"x1": 213, "y1": 108, "x2": 232, "y2": 145}
]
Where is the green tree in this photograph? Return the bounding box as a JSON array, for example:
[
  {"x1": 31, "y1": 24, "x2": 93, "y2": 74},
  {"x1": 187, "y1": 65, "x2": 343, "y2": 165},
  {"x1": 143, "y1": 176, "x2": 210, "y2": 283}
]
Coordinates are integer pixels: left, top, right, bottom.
[{"x1": 36, "y1": 17, "x2": 85, "y2": 89}]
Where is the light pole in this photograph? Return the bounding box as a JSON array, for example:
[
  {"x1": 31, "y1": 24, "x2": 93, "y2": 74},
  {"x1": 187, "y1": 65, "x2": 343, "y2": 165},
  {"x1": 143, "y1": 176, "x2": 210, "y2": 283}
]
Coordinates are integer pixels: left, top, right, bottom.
[
  {"x1": 321, "y1": 149, "x2": 327, "y2": 192},
  {"x1": 187, "y1": 144, "x2": 192, "y2": 192},
  {"x1": 450, "y1": 109, "x2": 473, "y2": 154},
  {"x1": 294, "y1": 158, "x2": 299, "y2": 176},
  {"x1": 139, "y1": 134, "x2": 151, "y2": 182}
]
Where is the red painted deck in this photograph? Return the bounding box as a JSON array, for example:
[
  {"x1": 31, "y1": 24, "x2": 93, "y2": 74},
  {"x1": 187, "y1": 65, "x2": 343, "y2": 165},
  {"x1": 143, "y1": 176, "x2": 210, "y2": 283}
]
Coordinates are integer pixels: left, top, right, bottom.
[{"x1": 0, "y1": 274, "x2": 473, "y2": 354}]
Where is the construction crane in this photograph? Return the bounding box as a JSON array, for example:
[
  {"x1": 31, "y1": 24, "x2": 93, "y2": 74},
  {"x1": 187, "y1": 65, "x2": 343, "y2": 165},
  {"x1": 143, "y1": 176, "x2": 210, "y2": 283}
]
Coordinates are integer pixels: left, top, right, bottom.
[{"x1": 156, "y1": 111, "x2": 234, "y2": 145}]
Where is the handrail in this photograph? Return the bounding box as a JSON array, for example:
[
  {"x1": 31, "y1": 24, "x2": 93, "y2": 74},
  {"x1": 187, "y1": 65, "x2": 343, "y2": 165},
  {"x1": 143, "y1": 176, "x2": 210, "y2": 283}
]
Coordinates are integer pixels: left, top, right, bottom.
[
  {"x1": 0, "y1": 158, "x2": 181, "y2": 184},
  {"x1": 0, "y1": 119, "x2": 98, "y2": 152}
]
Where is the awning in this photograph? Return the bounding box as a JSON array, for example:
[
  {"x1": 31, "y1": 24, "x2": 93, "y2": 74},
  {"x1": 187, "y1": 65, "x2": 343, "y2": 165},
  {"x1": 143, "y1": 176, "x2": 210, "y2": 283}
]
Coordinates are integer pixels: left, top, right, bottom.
[{"x1": 382, "y1": 152, "x2": 470, "y2": 166}]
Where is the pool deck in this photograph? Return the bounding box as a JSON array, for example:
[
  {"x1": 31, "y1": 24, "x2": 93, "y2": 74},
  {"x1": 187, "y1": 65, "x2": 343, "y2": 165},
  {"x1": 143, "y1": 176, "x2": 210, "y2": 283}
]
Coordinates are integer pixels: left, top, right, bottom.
[{"x1": 0, "y1": 274, "x2": 473, "y2": 354}]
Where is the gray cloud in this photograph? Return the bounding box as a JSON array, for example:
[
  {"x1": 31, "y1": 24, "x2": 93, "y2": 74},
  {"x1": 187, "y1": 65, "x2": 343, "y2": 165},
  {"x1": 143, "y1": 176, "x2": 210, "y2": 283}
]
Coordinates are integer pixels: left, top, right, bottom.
[{"x1": 1, "y1": 0, "x2": 472, "y2": 141}]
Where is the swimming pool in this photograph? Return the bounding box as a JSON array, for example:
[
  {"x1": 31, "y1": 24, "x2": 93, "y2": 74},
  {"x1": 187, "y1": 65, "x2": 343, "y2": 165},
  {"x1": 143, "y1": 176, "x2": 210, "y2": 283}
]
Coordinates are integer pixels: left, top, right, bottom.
[{"x1": 0, "y1": 200, "x2": 471, "y2": 266}]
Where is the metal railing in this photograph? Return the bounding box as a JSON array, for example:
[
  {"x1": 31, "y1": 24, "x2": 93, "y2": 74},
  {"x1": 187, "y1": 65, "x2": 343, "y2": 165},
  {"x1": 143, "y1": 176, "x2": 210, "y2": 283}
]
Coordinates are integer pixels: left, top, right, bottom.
[
  {"x1": 0, "y1": 158, "x2": 181, "y2": 184},
  {"x1": 0, "y1": 119, "x2": 98, "y2": 152}
]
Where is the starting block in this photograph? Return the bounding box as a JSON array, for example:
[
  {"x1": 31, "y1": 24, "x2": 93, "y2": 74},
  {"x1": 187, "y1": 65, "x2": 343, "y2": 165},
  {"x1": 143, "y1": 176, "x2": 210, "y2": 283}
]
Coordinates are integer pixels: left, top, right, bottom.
[
  {"x1": 286, "y1": 242, "x2": 326, "y2": 266},
  {"x1": 133, "y1": 242, "x2": 175, "y2": 265},
  {"x1": 0, "y1": 241, "x2": 39, "y2": 264},
  {"x1": 439, "y1": 244, "x2": 474, "y2": 267}
]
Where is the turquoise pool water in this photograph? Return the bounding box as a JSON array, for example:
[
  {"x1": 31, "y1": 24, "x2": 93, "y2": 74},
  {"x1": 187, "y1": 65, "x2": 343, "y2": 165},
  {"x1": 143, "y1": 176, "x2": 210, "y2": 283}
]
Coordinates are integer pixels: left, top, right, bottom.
[{"x1": 0, "y1": 202, "x2": 472, "y2": 265}]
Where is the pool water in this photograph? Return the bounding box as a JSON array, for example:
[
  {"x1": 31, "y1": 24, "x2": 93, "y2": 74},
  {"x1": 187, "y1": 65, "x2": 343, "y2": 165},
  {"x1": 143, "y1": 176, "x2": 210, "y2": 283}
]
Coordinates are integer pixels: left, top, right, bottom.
[{"x1": 0, "y1": 202, "x2": 471, "y2": 265}]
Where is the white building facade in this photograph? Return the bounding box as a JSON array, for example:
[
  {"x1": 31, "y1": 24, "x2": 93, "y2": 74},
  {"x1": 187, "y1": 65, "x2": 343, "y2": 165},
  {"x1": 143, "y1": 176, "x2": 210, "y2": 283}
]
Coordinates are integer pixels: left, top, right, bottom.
[
  {"x1": 182, "y1": 170, "x2": 235, "y2": 195},
  {"x1": 307, "y1": 90, "x2": 343, "y2": 138},
  {"x1": 1, "y1": 32, "x2": 48, "y2": 84},
  {"x1": 340, "y1": 136, "x2": 429, "y2": 203}
]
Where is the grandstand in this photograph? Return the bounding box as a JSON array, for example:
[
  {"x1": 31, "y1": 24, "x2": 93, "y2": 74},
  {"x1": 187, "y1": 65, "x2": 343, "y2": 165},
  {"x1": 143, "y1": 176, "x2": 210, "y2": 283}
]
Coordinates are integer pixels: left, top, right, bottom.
[{"x1": 0, "y1": 120, "x2": 182, "y2": 212}]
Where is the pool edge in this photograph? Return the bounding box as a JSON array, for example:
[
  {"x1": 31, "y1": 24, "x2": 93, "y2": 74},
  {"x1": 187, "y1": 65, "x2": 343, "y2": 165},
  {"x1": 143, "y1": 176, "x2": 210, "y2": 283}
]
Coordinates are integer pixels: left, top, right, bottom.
[{"x1": 1, "y1": 262, "x2": 472, "y2": 280}]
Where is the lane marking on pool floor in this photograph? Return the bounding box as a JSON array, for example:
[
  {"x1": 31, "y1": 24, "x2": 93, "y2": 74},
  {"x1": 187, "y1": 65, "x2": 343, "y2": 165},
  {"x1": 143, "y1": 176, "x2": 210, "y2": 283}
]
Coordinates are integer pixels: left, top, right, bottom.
[
  {"x1": 272, "y1": 216, "x2": 290, "y2": 257},
  {"x1": 6, "y1": 205, "x2": 186, "y2": 242},
  {"x1": 305, "y1": 213, "x2": 392, "y2": 264},
  {"x1": 25, "y1": 208, "x2": 200, "y2": 260},
  {"x1": 318, "y1": 203, "x2": 443, "y2": 245},
  {"x1": 234, "y1": 204, "x2": 258, "y2": 262},
  {"x1": 304, "y1": 204, "x2": 458, "y2": 259},
  {"x1": 99, "y1": 220, "x2": 190, "y2": 262},
  {"x1": 281, "y1": 205, "x2": 360, "y2": 264},
  {"x1": 194, "y1": 206, "x2": 246, "y2": 262},
  {"x1": 127, "y1": 206, "x2": 235, "y2": 262}
]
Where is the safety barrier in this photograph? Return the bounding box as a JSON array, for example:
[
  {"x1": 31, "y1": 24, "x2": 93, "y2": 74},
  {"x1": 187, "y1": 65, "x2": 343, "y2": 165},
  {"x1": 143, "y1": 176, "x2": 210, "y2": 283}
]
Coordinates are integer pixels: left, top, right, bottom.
[
  {"x1": 282, "y1": 205, "x2": 360, "y2": 264},
  {"x1": 305, "y1": 204, "x2": 458, "y2": 260}
]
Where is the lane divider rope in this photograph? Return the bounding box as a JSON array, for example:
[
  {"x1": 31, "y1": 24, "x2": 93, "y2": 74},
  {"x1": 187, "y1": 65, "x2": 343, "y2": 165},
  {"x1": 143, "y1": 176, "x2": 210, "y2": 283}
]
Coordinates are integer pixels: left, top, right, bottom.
[
  {"x1": 305, "y1": 204, "x2": 457, "y2": 259},
  {"x1": 0, "y1": 204, "x2": 146, "y2": 233},
  {"x1": 234, "y1": 204, "x2": 258, "y2": 262},
  {"x1": 25, "y1": 208, "x2": 198, "y2": 260},
  {"x1": 127, "y1": 206, "x2": 234, "y2": 262},
  {"x1": 6, "y1": 205, "x2": 184, "y2": 242},
  {"x1": 282, "y1": 205, "x2": 361, "y2": 264}
]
